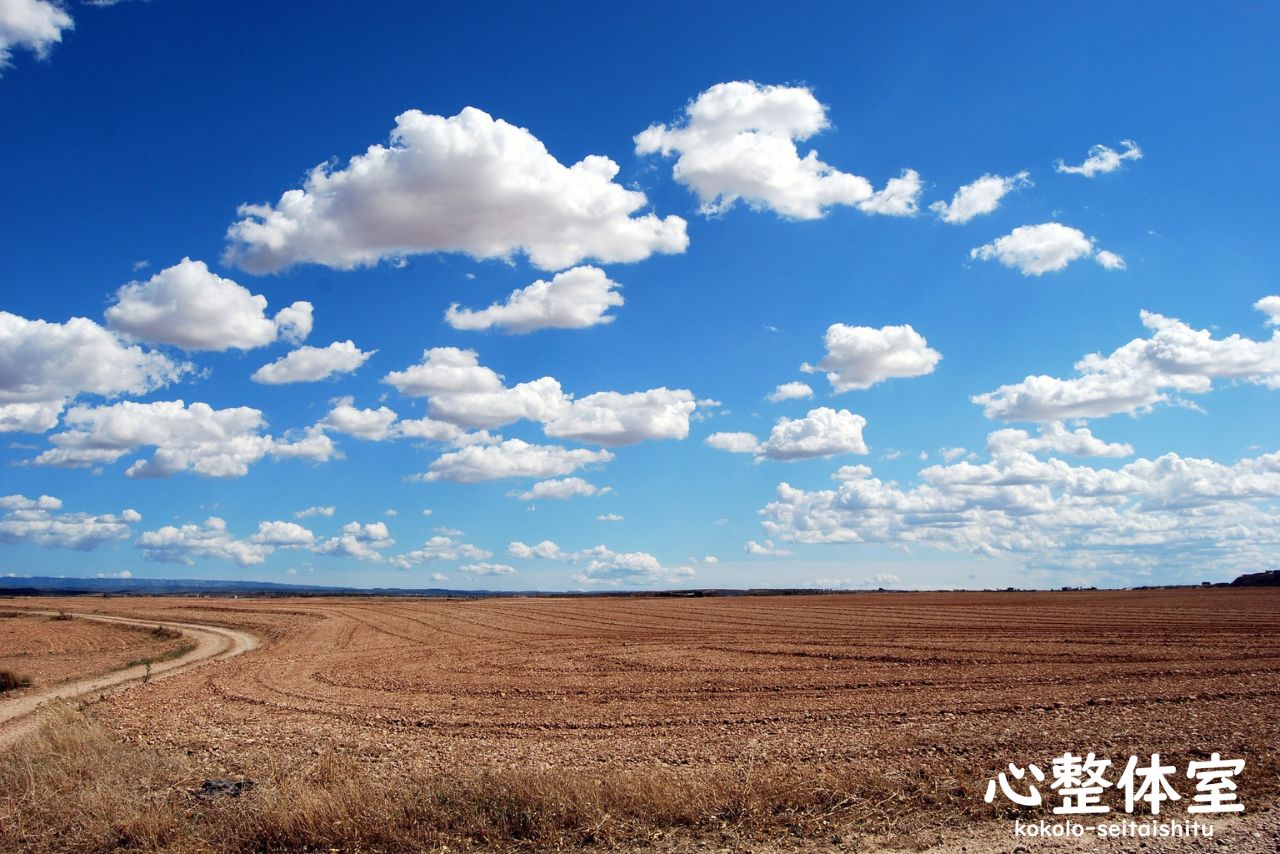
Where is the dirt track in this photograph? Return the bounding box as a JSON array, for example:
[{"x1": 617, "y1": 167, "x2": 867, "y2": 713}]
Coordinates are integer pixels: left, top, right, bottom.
[{"x1": 0, "y1": 610, "x2": 259, "y2": 746}]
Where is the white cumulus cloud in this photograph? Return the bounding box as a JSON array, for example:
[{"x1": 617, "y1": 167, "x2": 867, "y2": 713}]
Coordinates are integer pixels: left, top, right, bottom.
[
  {"x1": 973, "y1": 297, "x2": 1280, "y2": 421},
  {"x1": 767, "y1": 381, "x2": 813, "y2": 403},
  {"x1": 390, "y1": 535, "x2": 490, "y2": 568},
  {"x1": 29, "y1": 399, "x2": 335, "y2": 476},
  {"x1": 0, "y1": 494, "x2": 139, "y2": 550},
  {"x1": 572, "y1": 544, "x2": 693, "y2": 586},
  {"x1": 0, "y1": 0, "x2": 72, "y2": 70},
  {"x1": 1055, "y1": 140, "x2": 1143, "y2": 177},
  {"x1": 636, "y1": 81, "x2": 918, "y2": 220},
  {"x1": 511, "y1": 477, "x2": 611, "y2": 501},
  {"x1": 508, "y1": 539, "x2": 566, "y2": 560},
  {"x1": 225, "y1": 107, "x2": 688, "y2": 273},
  {"x1": 384, "y1": 347, "x2": 696, "y2": 444},
  {"x1": 970, "y1": 222, "x2": 1122, "y2": 275},
  {"x1": 929, "y1": 171, "x2": 1030, "y2": 224},
  {"x1": 136, "y1": 517, "x2": 272, "y2": 567},
  {"x1": 708, "y1": 407, "x2": 868, "y2": 462},
  {"x1": 1, "y1": 311, "x2": 188, "y2": 433},
  {"x1": 249, "y1": 520, "x2": 315, "y2": 547},
  {"x1": 420, "y1": 438, "x2": 613, "y2": 483},
  {"x1": 445, "y1": 266, "x2": 624, "y2": 333},
  {"x1": 759, "y1": 431, "x2": 1280, "y2": 576},
  {"x1": 252, "y1": 340, "x2": 375, "y2": 384},
  {"x1": 106, "y1": 258, "x2": 312, "y2": 351},
  {"x1": 312, "y1": 520, "x2": 396, "y2": 562},
  {"x1": 801, "y1": 323, "x2": 941, "y2": 392},
  {"x1": 459, "y1": 562, "x2": 516, "y2": 576}
]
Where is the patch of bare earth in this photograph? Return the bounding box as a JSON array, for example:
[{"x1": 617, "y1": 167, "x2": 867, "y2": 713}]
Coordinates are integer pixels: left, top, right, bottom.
[
  {"x1": 0, "y1": 590, "x2": 1276, "y2": 851},
  {"x1": 0, "y1": 609, "x2": 189, "y2": 691}
]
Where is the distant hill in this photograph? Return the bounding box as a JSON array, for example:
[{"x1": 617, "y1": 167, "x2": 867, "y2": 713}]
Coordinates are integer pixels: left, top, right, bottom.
[{"x1": 1230, "y1": 570, "x2": 1280, "y2": 587}]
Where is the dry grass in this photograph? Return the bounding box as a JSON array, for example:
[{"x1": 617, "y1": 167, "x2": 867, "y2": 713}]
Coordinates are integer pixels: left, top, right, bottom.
[
  {"x1": 0, "y1": 670, "x2": 32, "y2": 692},
  {"x1": 0, "y1": 706, "x2": 978, "y2": 853}
]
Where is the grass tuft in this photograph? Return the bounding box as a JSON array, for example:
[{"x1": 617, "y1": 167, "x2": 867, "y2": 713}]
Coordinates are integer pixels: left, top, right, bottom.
[{"x1": 0, "y1": 670, "x2": 33, "y2": 692}]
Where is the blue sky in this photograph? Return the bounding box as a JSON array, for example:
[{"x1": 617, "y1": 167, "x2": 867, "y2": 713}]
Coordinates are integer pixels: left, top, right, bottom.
[{"x1": 2, "y1": 1, "x2": 1278, "y2": 590}]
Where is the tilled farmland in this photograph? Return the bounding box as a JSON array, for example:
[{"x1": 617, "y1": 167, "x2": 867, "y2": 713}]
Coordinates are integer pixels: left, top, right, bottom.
[
  {"x1": 0, "y1": 610, "x2": 185, "y2": 689},
  {"x1": 3, "y1": 589, "x2": 1278, "y2": 851}
]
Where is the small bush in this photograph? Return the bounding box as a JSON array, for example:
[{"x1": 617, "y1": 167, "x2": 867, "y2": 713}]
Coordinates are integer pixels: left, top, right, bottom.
[
  {"x1": 151, "y1": 625, "x2": 183, "y2": 640},
  {"x1": 0, "y1": 669, "x2": 32, "y2": 692},
  {"x1": 48, "y1": 611, "x2": 74, "y2": 621}
]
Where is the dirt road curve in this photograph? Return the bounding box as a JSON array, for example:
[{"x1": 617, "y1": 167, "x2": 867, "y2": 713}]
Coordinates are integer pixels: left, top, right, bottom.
[{"x1": 0, "y1": 611, "x2": 259, "y2": 747}]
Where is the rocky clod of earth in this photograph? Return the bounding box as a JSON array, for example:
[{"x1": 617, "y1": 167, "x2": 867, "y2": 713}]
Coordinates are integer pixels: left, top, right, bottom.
[{"x1": 195, "y1": 779, "x2": 255, "y2": 798}]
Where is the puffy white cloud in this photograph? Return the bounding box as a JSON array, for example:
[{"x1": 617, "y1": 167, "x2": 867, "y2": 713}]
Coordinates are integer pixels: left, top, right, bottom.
[
  {"x1": 394, "y1": 416, "x2": 467, "y2": 443},
  {"x1": 511, "y1": 477, "x2": 611, "y2": 501},
  {"x1": 460, "y1": 562, "x2": 516, "y2": 576},
  {"x1": 29, "y1": 399, "x2": 335, "y2": 476},
  {"x1": 706, "y1": 431, "x2": 763, "y2": 455},
  {"x1": 1256, "y1": 295, "x2": 1280, "y2": 327},
  {"x1": 596, "y1": 513, "x2": 623, "y2": 522},
  {"x1": 268, "y1": 425, "x2": 337, "y2": 463},
  {"x1": 421, "y1": 438, "x2": 613, "y2": 483},
  {"x1": 294, "y1": 505, "x2": 335, "y2": 519},
  {"x1": 973, "y1": 298, "x2": 1280, "y2": 421},
  {"x1": 0, "y1": 494, "x2": 138, "y2": 550},
  {"x1": 929, "y1": 171, "x2": 1030, "y2": 224},
  {"x1": 390, "y1": 535, "x2": 490, "y2": 568},
  {"x1": 136, "y1": 517, "x2": 272, "y2": 567},
  {"x1": 745, "y1": 539, "x2": 792, "y2": 557},
  {"x1": 708, "y1": 407, "x2": 868, "y2": 462},
  {"x1": 252, "y1": 340, "x2": 375, "y2": 384},
  {"x1": 767, "y1": 381, "x2": 813, "y2": 403},
  {"x1": 938, "y1": 446, "x2": 969, "y2": 463},
  {"x1": 249, "y1": 520, "x2": 315, "y2": 547},
  {"x1": 507, "y1": 539, "x2": 566, "y2": 559},
  {"x1": 425, "y1": 380, "x2": 568, "y2": 430},
  {"x1": 969, "y1": 223, "x2": 1123, "y2": 275},
  {"x1": 760, "y1": 407, "x2": 868, "y2": 460},
  {"x1": 985, "y1": 423, "x2": 1133, "y2": 458},
  {"x1": 1055, "y1": 140, "x2": 1143, "y2": 177},
  {"x1": 636, "y1": 81, "x2": 916, "y2": 220},
  {"x1": 225, "y1": 107, "x2": 687, "y2": 273},
  {"x1": 758, "y1": 435, "x2": 1280, "y2": 575},
  {"x1": 445, "y1": 266, "x2": 624, "y2": 333},
  {"x1": 320, "y1": 397, "x2": 398, "y2": 441},
  {"x1": 856, "y1": 169, "x2": 923, "y2": 217},
  {"x1": 801, "y1": 323, "x2": 941, "y2": 392},
  {"x1": 543, "y1": 388, "x2": 696, "y2": 446},
  {"x1": 572, "y1": 545, "x2": 693, "y2": 586},
  {"x1": 105, "y1": 259, "x2": 312, "y2": 351},
  {"x1": 0, "y1": 311, "x2": 187, "y2": 432},
  {"x1": 383, "y1": 346, "x2": 504, "y2": 397},
  {"x1": 1095, "y1": 250, "x2": 1126, "y2": 271},
  {"x1": 385, "y1": 347, "x2": 696, "y2": 444},
  {"x1": 312, "y1": 520, "x2": 395, "y2": 562},
  {"x1": 0, "y1": 0, "x2": 72, "y2": 69}
]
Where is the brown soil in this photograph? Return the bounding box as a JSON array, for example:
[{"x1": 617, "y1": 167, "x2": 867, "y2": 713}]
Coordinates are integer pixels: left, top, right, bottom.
[
  {"x1": 1, "y1": 589, "x2": 1276, "y2": 852},
  {"x1": 0, "y1": 611, "x2": 187, "y2": 689}
]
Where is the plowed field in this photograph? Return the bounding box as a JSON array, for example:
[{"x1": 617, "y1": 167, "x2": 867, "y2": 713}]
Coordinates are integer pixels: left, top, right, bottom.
[
  {"x1": 4, "y1": 588, "x2": 1278, "y2": 849},
  {"x1": 0, "y1": 611, "x2": 186, "y2": 689}
]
